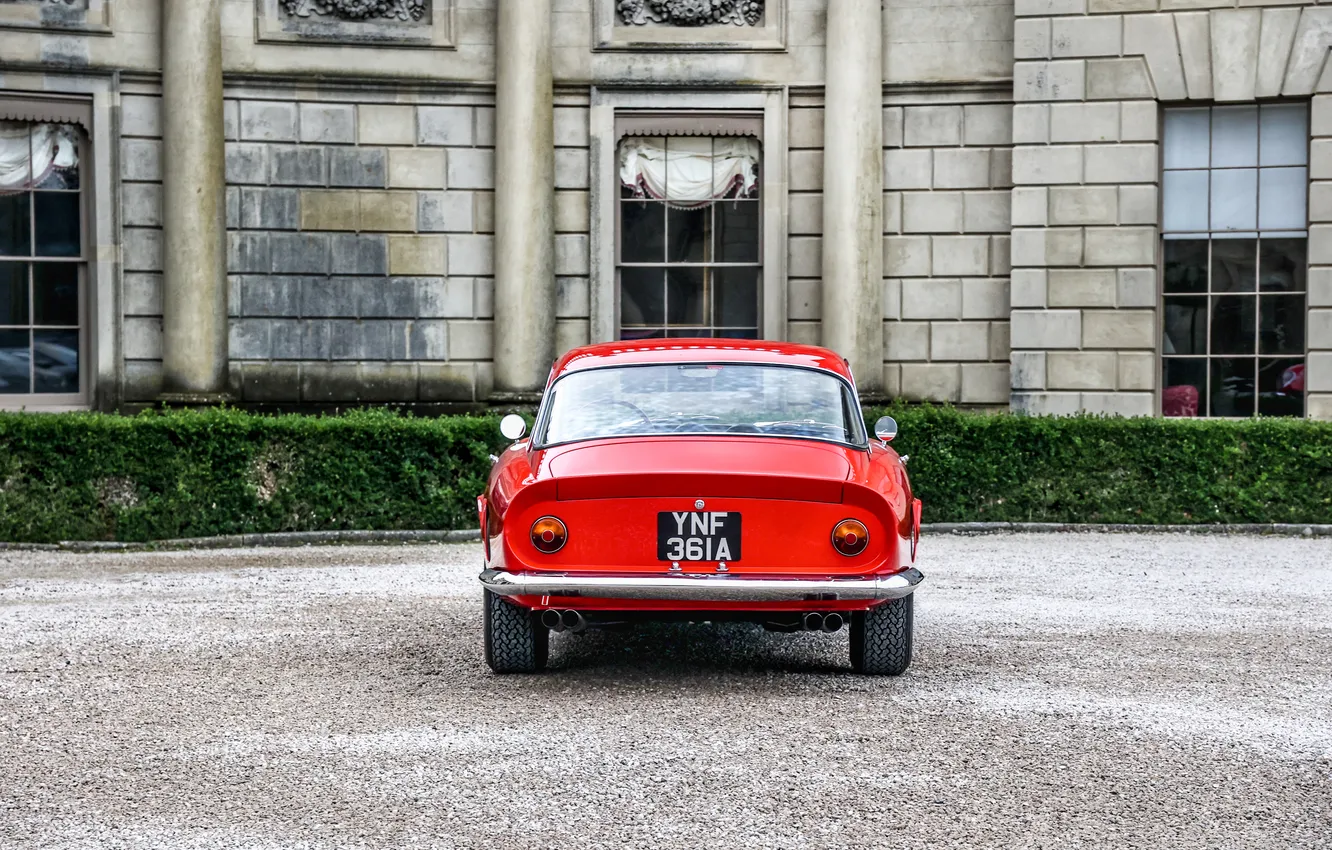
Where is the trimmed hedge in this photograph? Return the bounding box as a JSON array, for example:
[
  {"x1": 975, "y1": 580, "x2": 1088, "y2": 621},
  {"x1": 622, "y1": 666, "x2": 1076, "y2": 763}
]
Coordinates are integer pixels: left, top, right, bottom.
[
  {"x1": 867, "y1": 405, "x2": 1332, "y2": 525},
  {"x1": 1, "y1": 406, "x2": 1330, "y2": 543},
  {"x1": 0, "y1": 409, "x2": 504, "y2": 544}
]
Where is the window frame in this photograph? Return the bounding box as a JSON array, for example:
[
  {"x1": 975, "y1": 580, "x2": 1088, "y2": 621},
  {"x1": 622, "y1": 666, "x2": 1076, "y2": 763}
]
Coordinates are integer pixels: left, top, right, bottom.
[
  {"x1": 613, "y1": 130, "x2": 764, "y2": 341},
  {"x1": 1157, "y1": 101, "x2": 1311, "y2": 419},
  {"x1": 0, "y1": 103, "x2": 94, "y2": 410},
  {"x1": 588, "y1": 90, "x2": 790, "y2": 346}
]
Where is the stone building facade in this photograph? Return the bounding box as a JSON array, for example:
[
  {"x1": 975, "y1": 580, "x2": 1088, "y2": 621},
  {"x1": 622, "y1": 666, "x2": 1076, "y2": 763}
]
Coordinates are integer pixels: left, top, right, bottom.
[{"x1": 0, "y1": 0, "x2": 1328, "y2": 418}]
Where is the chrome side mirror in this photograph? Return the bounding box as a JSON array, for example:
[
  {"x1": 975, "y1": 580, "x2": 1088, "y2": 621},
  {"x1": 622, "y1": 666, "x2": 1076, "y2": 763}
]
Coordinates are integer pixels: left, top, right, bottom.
[
  {"x1": 499, "y1": 414, "x2": 527, "y2": 441},
  {"x1": 874, "y1": 415, "x2": 898, "y2": 444}
]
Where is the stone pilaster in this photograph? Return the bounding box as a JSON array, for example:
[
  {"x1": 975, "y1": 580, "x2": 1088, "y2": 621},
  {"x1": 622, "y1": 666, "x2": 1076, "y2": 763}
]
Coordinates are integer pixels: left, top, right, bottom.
[
  {"x1": 821, "y1": 0, "x2": 884, "y2": 394},
  {"x1": 492, "y1": 0, "x2": 556, "y2": 399},
  {"x1": 159, "y1": 0, "x2": 229, "y2": 400}
]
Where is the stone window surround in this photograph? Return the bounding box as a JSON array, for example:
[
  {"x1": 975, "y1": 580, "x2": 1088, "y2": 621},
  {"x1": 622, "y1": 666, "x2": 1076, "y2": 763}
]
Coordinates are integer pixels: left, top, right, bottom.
[
  {"x1": 592, "y1": 0, "x2": 786, "y2": 52},
  {"x1": 254, "y1": 0, "x2": 455, "y2": 49},
  {"x1": 588, "y1": 88, "x2": 788, "y2": 343},
  {"x1": 0, "y1": 87, "x2": 110, "y2": 412}
]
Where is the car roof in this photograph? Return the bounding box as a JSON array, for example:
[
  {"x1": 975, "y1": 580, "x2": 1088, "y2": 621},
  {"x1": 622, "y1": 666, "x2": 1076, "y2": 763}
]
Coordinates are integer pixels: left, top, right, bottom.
[{"x1": 549, "y1": 338, "x2": 855, "y2": 384}]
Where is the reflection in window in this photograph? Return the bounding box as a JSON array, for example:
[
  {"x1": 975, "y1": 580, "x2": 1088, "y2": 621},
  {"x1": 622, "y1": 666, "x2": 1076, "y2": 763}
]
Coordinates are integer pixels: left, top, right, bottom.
[
  {"x1": 617, "y1": 136, "x2": 761, "y2": 339},
  {"x1": 1160, "y1": 105, "x2": 1307, "y2": 417},
  {"x1": 0, "y1": 121, "x2": 83, "y2": 398}
]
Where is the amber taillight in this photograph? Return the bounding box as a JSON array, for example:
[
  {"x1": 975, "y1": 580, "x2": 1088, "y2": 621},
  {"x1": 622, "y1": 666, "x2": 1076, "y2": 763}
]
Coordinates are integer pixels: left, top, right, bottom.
[
  {"x1": 831, "y1": 519, "x2": 869, "y2": 556},
  {"x1": 531, "y1": 516, "x2": 568, "y2": 553}
]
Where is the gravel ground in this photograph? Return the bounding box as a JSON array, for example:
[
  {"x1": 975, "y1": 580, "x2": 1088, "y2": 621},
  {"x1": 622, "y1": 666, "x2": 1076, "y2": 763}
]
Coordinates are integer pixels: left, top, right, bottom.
[{"x1": 0, "y1": 534, "x2": 1329, "y2": 849}]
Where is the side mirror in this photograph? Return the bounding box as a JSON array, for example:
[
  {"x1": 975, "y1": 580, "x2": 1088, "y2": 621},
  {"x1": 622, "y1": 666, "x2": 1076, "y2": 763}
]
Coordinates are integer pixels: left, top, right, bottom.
[
  {"x1": 874, "y1": 416, "x2": 897, "y2": 444},
  {"x1": 500, "y1": 414, "x2": 527, "y2": 441}
]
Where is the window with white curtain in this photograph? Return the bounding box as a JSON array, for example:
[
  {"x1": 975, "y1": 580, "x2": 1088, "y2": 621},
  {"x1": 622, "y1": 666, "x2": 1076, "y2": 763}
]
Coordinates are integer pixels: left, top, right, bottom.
[
  {"x1": 616, "y1": 136, "x2": 761, "y2": 340},
  {"x1": 0, "y1": 120, "x2": 85, "y2": 402},
  {"x1": 1160, "y1": 104, "x2": 1308, "y2": 418}
]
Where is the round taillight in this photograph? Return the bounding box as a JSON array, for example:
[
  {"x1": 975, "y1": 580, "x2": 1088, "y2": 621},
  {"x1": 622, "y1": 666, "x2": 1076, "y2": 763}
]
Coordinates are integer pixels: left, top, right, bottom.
[
  {"x1": 832, "y1": 519, "x2": 869, "y2": 556},
  {"x1": 530, "y1": 517, "x2": 567, "y2": 553}
]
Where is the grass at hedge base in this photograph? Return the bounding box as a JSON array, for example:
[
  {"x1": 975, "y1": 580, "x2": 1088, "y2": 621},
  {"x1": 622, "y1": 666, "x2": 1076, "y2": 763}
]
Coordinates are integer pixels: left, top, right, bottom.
[{"x1": 1, "y1": 406, "x2": 1330, "y2": 543}]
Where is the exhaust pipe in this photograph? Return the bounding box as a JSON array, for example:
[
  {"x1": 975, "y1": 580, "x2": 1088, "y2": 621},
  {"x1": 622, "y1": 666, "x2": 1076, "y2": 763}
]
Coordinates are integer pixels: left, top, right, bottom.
[
  {"x1": 803, "y1": 612, "x2": 824, "y2": 631},
  {"x1": 540, "y1": 609, "x2": 563, "y2": 631},
  {"x1": 561, "y1": 609, "x2": 586, "y2": 634},
  {"x1": 822, "y1": 612, "x2": 844, "y2": 632}
]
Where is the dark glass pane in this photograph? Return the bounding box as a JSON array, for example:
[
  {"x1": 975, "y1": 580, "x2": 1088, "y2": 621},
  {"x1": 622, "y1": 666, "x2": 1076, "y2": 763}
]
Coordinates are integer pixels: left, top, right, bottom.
[
  {"x1": 1211, "y1": 239, "x2": 1257, "y2": 292},
  {"x1": 33, "y1": 263, "x2": 79, "y2": 326},
  {"x1": 714, "y1": 267, "x2": 759, "y2": 328},
  {"x1": 718, "y1": 328, "x2": 759, "y2": 339},
  {"x1": 33, "y1": 329, "x2": 78, "y2": 394},
  {"x1": 619, "y1": 328, "x2": 665, "y2": 341},
  {"x1": 0, "y1": 329, "x2": 30, "y2": 394},
  {"x1": 0, "y1": 262, "x2": 27, "y2": 325},
  {"x1": 1163, "y1": 240, "x2": 1208, "y2": 294},
  {"x1": 666, "y1": 328, "x2": 710, "y2": 338},
  {"x1": 621, "y1": 200, "x2": 665, "y2": 263},
  {"x1": 620, "y1": 268, "x2": 665, "y2": 328},
  {"x1": 665, "y1": 267, "x2": 705, "y2": 325},
  {"x1": 1259, "y1": 294, "x2": 1304, "y2": 355},
  {"x1": 1211, "y1": 295, "x2": 1256, "y2": 354},
  {"x1": 1162, "y1": 296, "x2": 1206, "y2": 355},
  {"x1": 34, "y1": 164, "x2": 79, "y2": 191},
  {"x1": 666, "y1": 206, "x2": 710, "y2": 263},
  {"x1": 1162, "y1": 358, "x2": 1206, "y2": 417},
  {"x1": 716, "y1": 201, "x2": 760, "y2": 263},
  {"x1": 0, "y1": 194, "x2": 31, "y2": 257},
  {"x1": 1258, "y1": 239, "x2": 1306, "y2": 292},
  {"x1": 33, "y1": 193, "x2": 80, "y2": 257},
  {"x1": 1210, "y1": 358, "x2": 1256, "y2": 416},
  {"x1": 1257, "y1": 357, "x2": 1304, "y2": 417}
]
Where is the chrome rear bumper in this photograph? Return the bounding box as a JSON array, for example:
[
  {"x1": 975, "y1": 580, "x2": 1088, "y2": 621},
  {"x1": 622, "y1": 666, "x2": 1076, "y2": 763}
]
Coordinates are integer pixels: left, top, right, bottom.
[{"x1": 478, "y1": 567, "x2": 924, "y2": 603}]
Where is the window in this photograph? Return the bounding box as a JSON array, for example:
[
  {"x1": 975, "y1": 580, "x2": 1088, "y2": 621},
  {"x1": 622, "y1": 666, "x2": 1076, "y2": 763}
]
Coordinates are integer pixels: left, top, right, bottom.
[
  {"x1": 617, "y1": 136, "x2": 761, "y2": 339},
  {"x1": 1161, "y1": 104, "x2": 1308, "y2": 417},
  {"x1": 0, "y1": 121, "x2": 86, "y2": 402}
]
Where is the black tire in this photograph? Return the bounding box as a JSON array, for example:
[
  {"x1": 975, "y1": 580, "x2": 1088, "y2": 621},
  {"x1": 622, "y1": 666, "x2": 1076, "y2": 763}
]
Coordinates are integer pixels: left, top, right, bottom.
[
  {"x1": 484, "y1": 590, "x2": 548, "y2": 673},
  {"x1": 850, "y1": 594, "x2": 914, "y2": 675}
]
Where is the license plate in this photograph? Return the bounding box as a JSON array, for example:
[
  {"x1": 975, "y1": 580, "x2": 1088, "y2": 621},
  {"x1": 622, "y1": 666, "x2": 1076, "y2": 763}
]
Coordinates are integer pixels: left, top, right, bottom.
[{"x1": 657, "y1": 511, "x2": 741, "y2": 562}]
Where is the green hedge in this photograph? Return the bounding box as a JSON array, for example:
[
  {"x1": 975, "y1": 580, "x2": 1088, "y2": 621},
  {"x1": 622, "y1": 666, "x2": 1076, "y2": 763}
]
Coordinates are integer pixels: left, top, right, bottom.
[
  {"x1": 867, "y1": 405, "x2": 1332, "y2": 525},
  {"x1": 0, "y1": 409, "x2": 505, "y2": 544},
  {"x1": 1, "y1": 407, "x2": 1330, "y2": 543}
]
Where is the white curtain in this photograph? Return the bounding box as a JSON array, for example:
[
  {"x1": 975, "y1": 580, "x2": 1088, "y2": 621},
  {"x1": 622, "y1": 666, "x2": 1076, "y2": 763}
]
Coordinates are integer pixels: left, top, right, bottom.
[
  {"x1": 0, "y1": 122, "x2": 79, "y2": 191},
  {"x1": 619, "y1": 136, "x2": 759, "y2": 208}
]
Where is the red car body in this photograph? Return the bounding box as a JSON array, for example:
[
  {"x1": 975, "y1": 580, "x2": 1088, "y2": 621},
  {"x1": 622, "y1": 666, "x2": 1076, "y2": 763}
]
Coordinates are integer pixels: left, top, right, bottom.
[{"x1": 478, "y1": 339, "x2": 924, "y2": 674}]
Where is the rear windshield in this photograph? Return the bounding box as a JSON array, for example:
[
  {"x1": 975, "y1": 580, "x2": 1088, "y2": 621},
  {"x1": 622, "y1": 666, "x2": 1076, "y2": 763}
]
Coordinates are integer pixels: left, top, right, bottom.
[{"x1": 536, "y1": 363, "x2": 866, "y2": 448}]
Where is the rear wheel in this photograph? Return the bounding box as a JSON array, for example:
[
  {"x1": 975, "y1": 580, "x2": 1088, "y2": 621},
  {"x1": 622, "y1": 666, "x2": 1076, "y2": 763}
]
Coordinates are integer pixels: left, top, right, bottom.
[
  {"x1": 850, "y1": 595, "x2": 913, "y2": 675},
  {"x1": 484, "y1": 590, "x2": 548, "y2": 673}
]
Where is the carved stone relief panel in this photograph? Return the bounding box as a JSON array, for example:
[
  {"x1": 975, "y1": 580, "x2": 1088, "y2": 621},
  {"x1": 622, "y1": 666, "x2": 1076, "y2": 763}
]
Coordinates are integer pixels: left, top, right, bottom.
[
  {"x1": 0, "y1": 0, "x2": 111, "y2": 35},
  {"x1": 596, "y1": 0, "x2": 783, "y2": 50},
  {"x1": 617, "y1": 1, "x2": 764, "y2": 27},
  {"x1": 256, "y1": 0, "x2": 452, "y2": 48}
]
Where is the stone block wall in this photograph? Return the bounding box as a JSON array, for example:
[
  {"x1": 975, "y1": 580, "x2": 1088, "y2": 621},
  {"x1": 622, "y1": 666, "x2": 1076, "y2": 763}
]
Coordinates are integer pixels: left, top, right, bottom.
[
  {"x1": 1313, "y1": 94, "x2": 1332, "y2": 419},
  {"x1": 120, "y1": 87, "x2": 591, "y2": 406},
  {"x1": 120, "y1": 91, "x2": 167, "y2": 402},
  {"x1": 1010, "y1": 2, "x2": 1332, "y2": 418},
  {"x1": 882, "y1": 98, "x2": 1014, "y2": 405},
  {"x1": 790, "y1": 96, "x2": 1014, "y2": 405}
]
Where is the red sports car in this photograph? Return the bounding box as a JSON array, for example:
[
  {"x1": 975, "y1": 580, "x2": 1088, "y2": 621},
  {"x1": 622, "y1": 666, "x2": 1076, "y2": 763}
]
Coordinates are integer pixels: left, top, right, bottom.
[{"x1": 477, "y1": 339, "x2": 924, "y2": 675}]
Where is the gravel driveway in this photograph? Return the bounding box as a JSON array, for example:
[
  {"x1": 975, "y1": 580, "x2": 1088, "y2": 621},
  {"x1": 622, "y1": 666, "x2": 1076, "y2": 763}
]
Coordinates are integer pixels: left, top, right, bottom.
[{"x1": 1, "y1": 534, "x2": 1329, "y2": 849}]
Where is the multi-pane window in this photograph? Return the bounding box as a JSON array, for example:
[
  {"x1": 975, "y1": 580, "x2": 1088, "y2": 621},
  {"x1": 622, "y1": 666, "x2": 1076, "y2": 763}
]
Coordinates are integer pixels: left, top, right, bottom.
[
  {"x1": 1160, "y1": 105, "x2": 1309, "y2": 418},
  {"x1": 617, "y1": 136, "x2": 761, "y2": 339},
  {"x1": 0, "y1": 121, "x2": 84, "y2": 400}
]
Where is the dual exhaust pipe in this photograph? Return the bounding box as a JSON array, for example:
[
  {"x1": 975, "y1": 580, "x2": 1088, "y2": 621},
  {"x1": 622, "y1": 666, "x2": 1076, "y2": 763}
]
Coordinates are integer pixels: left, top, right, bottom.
[
  {"x1": 803, "y1": 612, "x2": 844, "y2": 632},
  {"x1": 540, "y1": 608, "x2": 586, "y2": 633}
]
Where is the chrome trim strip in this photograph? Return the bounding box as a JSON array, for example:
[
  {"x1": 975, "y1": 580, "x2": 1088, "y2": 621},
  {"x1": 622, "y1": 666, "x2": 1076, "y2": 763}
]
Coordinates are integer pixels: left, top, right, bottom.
[{"x1": 478, "y1": 567, "x2": 924, "y2": 602}]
